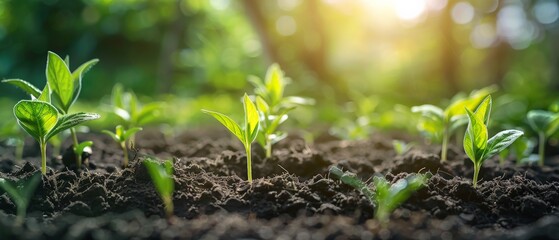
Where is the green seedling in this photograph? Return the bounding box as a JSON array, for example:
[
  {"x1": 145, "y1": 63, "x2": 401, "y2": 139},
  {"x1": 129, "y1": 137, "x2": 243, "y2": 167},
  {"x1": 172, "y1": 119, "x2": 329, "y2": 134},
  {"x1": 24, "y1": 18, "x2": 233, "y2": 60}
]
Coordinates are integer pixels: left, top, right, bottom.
[
  {"x1": 392, "y1": 140, "x2": 415, "y2": 156},
  {"x1": 526, "y1": 110, "x2": 559, "y2": 166},
  {"x1": 3, "y1": 52, "x2": 98, "y2": 169},
  {"x1": 13, "y1": 100, "x2": 99, "y2": 174},
  {"x1": 102, "y1": 125, "x2": 143, "y2": 167},
  {"x1": 0, "y1": 173, "x2": 41, "y2": 225},
  {"x1": 202, "y1": 94, "x2": 259, "y2": 183},
  {"x1": 249, "y1": 64, "x2": 313, "y2": 158},
  {"x1": 412, "y1": 86, "x2": 496, "y2": 162},
  {"x1": 463, "y1": 96, "x2": 523, "y2": 188},
  {"x1": 144, "y1": 158, "x2": 174, "y2": 219},
  {"x1": 329, "y1": 166, "x2": 428, "y2": 223}
]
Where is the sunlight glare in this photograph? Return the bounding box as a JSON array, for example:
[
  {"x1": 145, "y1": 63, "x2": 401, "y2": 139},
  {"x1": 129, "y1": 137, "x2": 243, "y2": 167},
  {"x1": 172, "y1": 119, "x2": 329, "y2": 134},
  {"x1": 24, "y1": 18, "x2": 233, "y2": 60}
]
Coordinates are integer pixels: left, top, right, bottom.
[{"x1": 394, "y1": 0, "x2": 427, "y2": 20}]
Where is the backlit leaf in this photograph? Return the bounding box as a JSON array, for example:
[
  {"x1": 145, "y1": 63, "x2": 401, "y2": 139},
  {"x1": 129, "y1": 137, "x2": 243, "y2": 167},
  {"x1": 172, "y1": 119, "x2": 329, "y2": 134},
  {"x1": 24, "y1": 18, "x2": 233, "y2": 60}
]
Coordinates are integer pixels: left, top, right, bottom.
[
  {"x1": 47, "y1": 112, "x2": 100, "y2": 140},
  {"x1": 464, "y1": 108, "x2": 488, "y2": 162},
  {"x1": 243, "y1": 93, "x2": 260, "y2": 143},
  {"x1": 265, "y1": 64, "x2": 283, "y2": 106},
  {"x1": 484, "y1": 130, "x2": 524, "y2": 160},
  {"x1": 1, "y1": 79, "x2": 41, "y2": 98},
  {"x1": 14, "y1": 100, "x2": 58, "y2": 142},
  {"x1": 46, "y1": 51, "x2": 74, "y2": 113},
  {"x1": 202, "y1": 109, "x2": 244, "y2": 142}
]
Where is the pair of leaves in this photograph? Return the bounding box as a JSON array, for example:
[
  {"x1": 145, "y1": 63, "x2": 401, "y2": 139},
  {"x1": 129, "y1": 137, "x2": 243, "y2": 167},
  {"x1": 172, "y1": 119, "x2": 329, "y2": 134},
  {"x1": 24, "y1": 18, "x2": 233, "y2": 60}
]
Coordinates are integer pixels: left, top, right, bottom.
[
  {"x1": 527, "y1": 110, "x2": 559, "y2": 137},
  {"x1": 102, "y1": 125, "x2": 143, "y2": 144},
  {"x1": 249, "y1": 63, "x2": 284, "y2": 108},
  {"x1": 13, "y1": 100, "x2": 100, "y2": 143},
  {"x1": 47, "y1": 52, "x2": 99, "y2": 113},
  {"x1": 202, "y1": 94, "x2": 259, "y2": 147},
  {"x1": 463, "y1": 95, "x2": 524, "y2": 163}
]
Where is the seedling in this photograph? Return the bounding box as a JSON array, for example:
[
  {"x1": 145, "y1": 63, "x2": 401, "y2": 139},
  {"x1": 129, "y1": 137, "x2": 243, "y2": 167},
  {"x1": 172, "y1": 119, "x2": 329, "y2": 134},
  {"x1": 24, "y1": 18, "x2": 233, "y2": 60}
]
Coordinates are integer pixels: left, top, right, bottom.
[
  {"x1": 144, "y1": 158, "x2": 174, "y2": 219},
  {"x1": 412, "y1": 86, "x2": 496, "y2": 162},
  {"x1": 526, "y1": 110, "x2": 559, "y2": 166},
  {"x1": 249, "y1": 64, "x2": 313, "y2": 158},
  {"x1": 13, "y1": 99, "x2": 99, "y2": 174},
  {"x1": 392, "y1": 140, "x2": 415, "y2": 156},
  {"x1": 329, "y1": 166, "x2": 428, "y2": 223},
  {"x1": 102, "y1": 125, "x2": 143, "y2": 167},
  {"x1": 202, "y1": 94, "x2": 259, "y2": 183},
  {"x1": 0, "y1": 173, "x2": 41, "y2": 225},
  {"x1": 463, "y1": 95, "x2": 523, "y2": 188},
  {"x1": 3, "y1": 52, "x2": 98, "y2": 168}
]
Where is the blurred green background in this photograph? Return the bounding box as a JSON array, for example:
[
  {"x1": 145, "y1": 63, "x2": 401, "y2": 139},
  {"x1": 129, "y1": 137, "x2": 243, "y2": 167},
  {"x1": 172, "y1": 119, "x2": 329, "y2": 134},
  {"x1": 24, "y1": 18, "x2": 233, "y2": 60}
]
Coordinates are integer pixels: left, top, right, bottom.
[{"x1": 1, "y1": 0, "x2": 559, "y2": 133}]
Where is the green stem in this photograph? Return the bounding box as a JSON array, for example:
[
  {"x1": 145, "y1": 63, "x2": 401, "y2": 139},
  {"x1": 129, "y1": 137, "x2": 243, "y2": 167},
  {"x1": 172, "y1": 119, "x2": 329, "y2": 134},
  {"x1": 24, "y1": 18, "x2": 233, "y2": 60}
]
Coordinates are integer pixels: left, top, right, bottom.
[
  {"x1": 163, "y1": 195, "x2": 174, "y2": 219},
  {"x1": 441, "y1": 126, "x2": 449, "y2": 163},
  {"x1": 472, "y1": 161, "x2": 481, "y2": 188},
  {"x1": 15, "y1": 203, "x2": 26, "y2": 226},
  {"x1": 538, "y1": 132, "x2": 546, "y2": 167},
  {"x1": 122, "y1": 142, "x2": 129, "y2": 168},
  {"x1": 15, "y1": 140, "x2": 24, "y2": 162},
  {"x1": 40, "y1": 140, "x2": 47, "y2": 175},
  {"x1": 70, "y1": 128, "x2": 81, "y2": 169},
  {"x1": 246, "y1": 143, "x2": 252, "y2": 183},
  {"x1": 265, "y1": 139, "x2": 272, "y2": 158}
]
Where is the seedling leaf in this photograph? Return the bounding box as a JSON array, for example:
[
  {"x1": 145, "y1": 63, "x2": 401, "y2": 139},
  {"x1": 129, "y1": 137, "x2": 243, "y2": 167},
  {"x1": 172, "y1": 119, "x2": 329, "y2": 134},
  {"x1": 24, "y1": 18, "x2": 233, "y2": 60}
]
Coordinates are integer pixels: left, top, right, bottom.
[
  {"x1": 46, "y1": 51, "x2": 74, "y2": 113},
  {"x1": 202, "y1": 109, "x2": 244, "y2": 142},
  {"x1": 2, "y1": 79, "x2": 41, "y2": 98},
  {"x1": 243, "y1": 94, "x2": 260, "y2": 143},
  {"x1": 14, "y1": 100, "x2": 58, "y2": 142},
  {"x1": 484, "y1": 130, "x2": 524, "y2": 160},
  {"x1": 464, "y1": 108, "x2": 488, "y2": 161},
  {"x1": 47, "y1": 112, "x2": 100, "y2": 140}
]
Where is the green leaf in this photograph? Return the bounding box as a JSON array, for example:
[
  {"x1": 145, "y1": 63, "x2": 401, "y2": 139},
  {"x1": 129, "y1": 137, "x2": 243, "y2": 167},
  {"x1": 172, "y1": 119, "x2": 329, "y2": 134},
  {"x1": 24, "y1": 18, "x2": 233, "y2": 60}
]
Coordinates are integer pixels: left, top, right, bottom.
[
  {"x1": 464, "y1": 108, "x2": 488, "y2": 162},
  {"x1": 46, "y1": 51, "x2": 74, "y2": 113},
  {"x1": 411, "y1": 104, "x2": 444, "y2": 122},
  {"x1": 37, "y1": 85, "x2": 50, "y2": 102},
  {"x1": 111, "y1": 84, "x2": 124, "y2": 109},
  {"x1": 46, "y1": 112, "x2": 100, "y2": 140},
  {"x1": 256, "y1": 96, "x2": 270, "y2": 116},
  {"x1": 14, "y1": 100, "x2": 58, "y2": 142},
  {"x1": 1, "y1": 79, "x2": 41, "y2": 98},
  {"x1": 473, "y1": 95, "x2": 492, "y2": 126},
  {"x1": 71, "y1": 59, "x2": 99, "y2": 83},
  {"x1": 243, "y1": 93, "x2": 260, "y2": 144},
  {"x1": 144, "y1": 159, "x2": 174, "y2": 199},
  {"x1": 265, "y1": 64, "x2": 283, "y2": 105},
  {"x1": 123, "y1": 127, "x2": 143, "y2": 141},
  {"x1": 484, "y1": 130, "x2": 524, "y2": 160},
  {"x1": 102, "y1": 129, "x2": 121, "y2": 143},
  {"x1": 202, "y1": 109, "x2": 244, "y2": 142},
  {"x1": 527, "y1": 110, "x2": 559, "y2": 137},
  {"x1": 0, "y1": 173, "x2": 41, "y2": 210},
  {"x1": 75, "y1": 141, "x2": 93, "y2": 156}
]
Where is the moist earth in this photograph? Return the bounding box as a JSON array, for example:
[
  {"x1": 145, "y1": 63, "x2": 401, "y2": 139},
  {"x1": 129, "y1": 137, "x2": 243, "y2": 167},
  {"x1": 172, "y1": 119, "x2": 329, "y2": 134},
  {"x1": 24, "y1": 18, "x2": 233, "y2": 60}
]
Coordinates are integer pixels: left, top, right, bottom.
[{"x1": 0, "y1": 129, "x2": 558, "y2": 240}]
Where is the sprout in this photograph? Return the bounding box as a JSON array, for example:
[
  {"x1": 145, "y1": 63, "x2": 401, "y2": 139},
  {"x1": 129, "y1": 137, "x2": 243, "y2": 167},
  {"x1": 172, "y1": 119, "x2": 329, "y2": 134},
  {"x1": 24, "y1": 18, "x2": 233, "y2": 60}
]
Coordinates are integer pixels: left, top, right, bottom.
[
  {"x1": 526, "y1": 110, "x2": 559, "y2": 166},
  {"x1": 144, "y1": 158, "x2": 174, "y2": 220},
  {"x1": 392, "y1": 140, "x2": 415, "y2": 156},
  {"x1": 0, "y1": 173, "x2": 41, "y2": 225},
  {"x1": 202, "y1": 94, "x2": 259, "y2": 183},
  {"x1": 463, "y1": 96, "x2": 524, "y2": 187},
  {"x1": 102, "y1": 125, "x2": 143, "y2": 167},
  {"x1": 329, "y1": 166, "x2": 428, "y2": 223}
]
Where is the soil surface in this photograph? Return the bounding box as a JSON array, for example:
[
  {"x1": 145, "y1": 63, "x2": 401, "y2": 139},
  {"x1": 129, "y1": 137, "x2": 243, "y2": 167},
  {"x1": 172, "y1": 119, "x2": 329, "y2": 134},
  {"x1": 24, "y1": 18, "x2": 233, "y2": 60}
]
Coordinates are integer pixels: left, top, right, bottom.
[{"x1": 1, "y1": 129, "x2": 559, "y2": 239}]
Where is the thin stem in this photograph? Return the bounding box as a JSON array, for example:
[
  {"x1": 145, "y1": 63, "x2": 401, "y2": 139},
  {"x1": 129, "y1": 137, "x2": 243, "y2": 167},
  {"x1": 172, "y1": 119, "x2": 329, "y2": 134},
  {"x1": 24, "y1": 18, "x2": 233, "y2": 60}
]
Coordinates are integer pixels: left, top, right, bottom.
[
  {"x1": 15, "y1": 140, "x2": 24, "y2": 162},
  {"x1": 70, "y1": 128, "x2": 81, "y2": 168},
  {"x1": 538, "y1": 132, "x2": 546, "y2": 166},
  {"x1": 163, "y1": 195, "x2": 174, "y2": 219},
  {"x1": 265, "y1": 138, "x2": 272, "y2": 158},
  {"x1": 472, "y1": 161, "x2": 481, "y2": 188},
  {"x1": 15, "y1": 203, "x2": 26, "y2": 226},
  {"x1": 441, "y1": 125, "x2": 449, "y2": 163},
  {"x1": 40, "y1": 141, "x2": 47, "y2": 175},
  {"x1": 121, "y1": 142, "x2": 129, "y2": 168},
  {"x1": 246, "y1": 143, "x2": 252, "y2": 183}
]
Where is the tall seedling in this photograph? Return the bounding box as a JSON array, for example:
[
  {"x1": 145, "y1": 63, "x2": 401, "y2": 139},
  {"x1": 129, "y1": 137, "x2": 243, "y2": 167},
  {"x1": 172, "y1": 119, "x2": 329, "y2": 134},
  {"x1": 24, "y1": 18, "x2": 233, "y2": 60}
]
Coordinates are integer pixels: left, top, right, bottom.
[
  {"x1": 526, "y1": 110, "x2": 559, "y2": 166},
  {"x1": 412, "y1": 86, "x2": 496, "y2": 162},
  {"x1": 463, "y1": 96, "x2": 523, "y2": 187},
  {"x1": 202, "y1": 94, "x2": 259, "y2": 183}
]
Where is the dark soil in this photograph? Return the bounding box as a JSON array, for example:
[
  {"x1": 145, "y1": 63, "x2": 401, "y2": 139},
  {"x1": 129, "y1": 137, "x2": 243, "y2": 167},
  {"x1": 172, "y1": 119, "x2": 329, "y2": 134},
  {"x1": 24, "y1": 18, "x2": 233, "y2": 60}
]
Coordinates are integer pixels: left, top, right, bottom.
[{"x1": 1, "y1": 129, "x2": 559, "y2": 239}]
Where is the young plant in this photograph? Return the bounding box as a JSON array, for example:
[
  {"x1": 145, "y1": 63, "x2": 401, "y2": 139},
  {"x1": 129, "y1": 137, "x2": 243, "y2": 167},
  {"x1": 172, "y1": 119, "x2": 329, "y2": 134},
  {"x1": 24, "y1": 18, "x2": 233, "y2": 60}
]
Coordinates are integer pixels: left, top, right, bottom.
[
  {"x1": 526, "y1": 110, "x2": 559, "y2": 166},
  {"x1": 392, "y1": 140, "x2": 415, "y2": 156},
  {"x1": 13, "y1": 100, "x2": 100, "y2": 174},
  {"x1": 249, "y1": 64, "x2": 313, "y2": 158},
  {"x1": 3, "y1": 52, "x2": 99, "y2": 168},
  {"x1": 0, "y1": 173, "x2": 42, "y2": 225},
  {"x1": 329, "y1": 166, "x2": 428, "y2": 223},
  {"x1": 144, "y1": 158, "x2": 175, "y2": 220},
  {"x1": 412, "y1": 86, "x2": 496, "y2": 162},
  {"x1": 202, "y1": 94, "x2": 259, "y2": 183},
  {"x1": 463, "y1": 96, "x2": 524, "y2": 188},
  {"x1": 102, "y1": 125, "x2": 143, "y2": 167}
]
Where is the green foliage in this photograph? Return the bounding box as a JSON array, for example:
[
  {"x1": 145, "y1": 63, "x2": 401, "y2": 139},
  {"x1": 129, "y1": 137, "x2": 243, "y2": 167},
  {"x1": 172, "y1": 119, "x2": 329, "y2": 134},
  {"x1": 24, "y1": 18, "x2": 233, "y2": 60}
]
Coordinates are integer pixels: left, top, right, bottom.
[
  {"x1": 13, "y1": 100, "x2": 99, "y2": 174},
  {"x1": 0, "y1": 173, "x2": 41, "y2": 225},
  {"x1": 202, "y1": 93, "x2": 259, "y2": 183},
  {"x1": 412, "y1": 86, "x2": 497, "y2": 162},
  {"x1": 144, "y1": 158, "x2": 175, "y2": 219},
  {"x1": 527, "y1": 110, "x2": 559, "y2": 166},
  {"x1": 392, "y1": 140, "x2": 415, "y2": 156},
  {"x1": 102, "y1": 125, "x2": 143, "y2": 167},
  {"x1": 250, "y1": 64, "x2": 314, "y2": 158},
  {"x1": 499, "y1": 137, "x2": 536, "y2": 165},
  {"x1": 463, "y1": 96, "x2": 523, "y2": 187},
  {"x1": 110, "y1": 84, "x2": 163, "y2": 129},
  {"x1": 329, "y1": 166, "x2": 428, "y2": 223}
]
